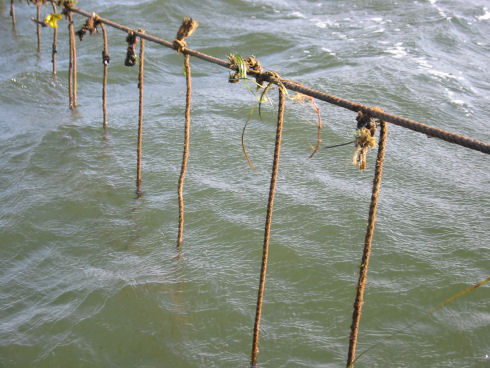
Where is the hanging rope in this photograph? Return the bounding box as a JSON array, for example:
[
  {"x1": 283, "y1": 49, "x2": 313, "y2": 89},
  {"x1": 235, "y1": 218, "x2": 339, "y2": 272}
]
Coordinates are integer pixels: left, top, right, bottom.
[
  {"x1": 66, "y1": 9, "x2": 78, "y2": 108},
  {"x1": 10, "y1": 0, "x2": 16, "y2": 30},
  {"x1": 99, "y1": 21, "x2": 110, "y2": 129},
  {"x1": 174, "y1": 18, "x2": 198, "y2": 249},
  {"x1": 251, "y1": 84, "x2": 286, "y2": 367},
  {"x1": 346, "y1": 119, "x2": 388, "y2": 368},
  {"x1": 36, "y1": 1, "x2": 42, "y2": 52},
  {"x1": 136, "y1": 29, "x2": 145, "y2": 198},
  {"x1": 51, "y1": 2, "x2": 58, "y2": 81}
]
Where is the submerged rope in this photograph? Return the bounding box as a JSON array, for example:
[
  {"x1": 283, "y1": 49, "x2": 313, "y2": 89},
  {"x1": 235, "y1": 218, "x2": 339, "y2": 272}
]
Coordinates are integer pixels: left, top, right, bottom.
[
  {"x1": 251, "y1": 85, "x2": 286, "y2": 367},
  {"x1": 347, "y1": 120, "x2": 388, "y2": 368},
  {"x1": 136, "y1": 30, "x2": 145, "y2": 198}
]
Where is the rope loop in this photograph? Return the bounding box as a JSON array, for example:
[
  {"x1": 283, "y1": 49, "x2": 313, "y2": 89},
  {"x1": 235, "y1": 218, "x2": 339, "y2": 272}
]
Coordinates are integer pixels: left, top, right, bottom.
[
  {"x1": 125, "y1": 31, "x2": 139, "y2": 67},
  {"x1": 173, "y1": 17, "x2": 199, "y2": 53}
]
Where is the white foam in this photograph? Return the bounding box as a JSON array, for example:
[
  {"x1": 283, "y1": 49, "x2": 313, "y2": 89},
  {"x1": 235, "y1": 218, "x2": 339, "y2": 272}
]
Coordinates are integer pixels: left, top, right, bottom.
[
  {"x1": 414, "y1": 57, "x2": 432, "y2": 69},
  {"x1": 477, "y1": 7, "x2": 490, "y2": 20},
  {"x1": 315, "y1": 21, "x2": 327, "y2": 29},
  {"x1": 371, "y1": 17, "x2": 383, "y2": 23},
  {"x1": 289, "y1": 11, "x2": 306, "y2": 19},
  {"x1": 321, "y1": 47, "x2": 336, "y2": 55},
  {"x1": 428, "y1": 69, "x2": 461, "y2": 80},
  {"x1": 385, "y1": 42, "x2": 407, "y2": 58}
]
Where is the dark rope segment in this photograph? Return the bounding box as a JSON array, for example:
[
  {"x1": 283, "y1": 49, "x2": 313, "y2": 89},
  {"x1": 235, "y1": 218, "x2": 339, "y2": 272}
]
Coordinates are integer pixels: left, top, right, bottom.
[
  {"x1": 36, "y1": 2, "x2": 41, "y2": 52},
  {"x1": 10, "y1": 0, "x2": 16, "y2": 29},
  {"x1": 136, "y1": 30, "x2": 145, "y2": 198},
  {"x1": 346, "y1": 120, "x2": 388, "y2": 368},
  {"x1": 251, "y1": 86, "x2": 286, "y2": 367},
  {"x1": 176, "y1": 53, "x2": 192, "y2": 249},
  {"x1": 125, "y1": 31, "x2": 138, "y2": 67}
]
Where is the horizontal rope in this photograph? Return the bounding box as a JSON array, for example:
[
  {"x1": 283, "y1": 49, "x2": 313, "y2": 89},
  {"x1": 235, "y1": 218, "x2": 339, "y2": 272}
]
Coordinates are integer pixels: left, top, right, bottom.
[{"x1": 64, "y1": 6, "x2": 489, "y2": 155}]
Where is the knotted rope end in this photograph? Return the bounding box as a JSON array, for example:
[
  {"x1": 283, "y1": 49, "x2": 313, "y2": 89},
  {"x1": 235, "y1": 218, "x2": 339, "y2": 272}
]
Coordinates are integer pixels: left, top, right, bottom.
[
  {"x1": 353, "y1": 107, "x2": 383, "y2": 171},
  {"x1": 173, "y1": 17, "x2": 199, "y2": 53}
]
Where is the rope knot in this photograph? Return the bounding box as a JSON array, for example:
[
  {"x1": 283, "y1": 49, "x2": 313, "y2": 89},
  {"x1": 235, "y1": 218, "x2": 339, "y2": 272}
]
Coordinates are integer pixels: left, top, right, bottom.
[
  {"x1": 227, "y1": 54, "x2": 267, "y2": 87},
  {"x1": 352, "y1": 107, "x2": 383, "y2": 171},
  {"x1": 173, "y1": 17, "x2": 199, "y2": 53},
  {"x1": 102, "y1": 50, "x2": 110, "y2": 65},
  {"x1": 76, "y1": 13, "x2": 97, "y2": 41},
  {"x1": 58, "y1": 0, "x2": 76, "y2": 15},
  {"x1": 125, "y1": 31, "x2": 139, "y2": 67}
]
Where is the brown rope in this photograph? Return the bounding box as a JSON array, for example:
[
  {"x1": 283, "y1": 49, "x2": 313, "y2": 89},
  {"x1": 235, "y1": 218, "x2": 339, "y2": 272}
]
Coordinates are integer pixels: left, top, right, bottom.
[
  {"x1": 36, "y1": 2, "x2": 41, "y2": 52},
  {"x1": 100, "y1": 21, "x2": 109, "y2": 129},
  {"x1": 346, "y1": 119, "x2": 388, "y2": 368},
  {"x1": 67, "y1": 11, "x2": 78, "y2": 108},
  {"x1": 251, "y1": 85, "x2": 286, "y2": 367},
  {"x1": 67, "y1": 12, "x2": 74, "y2": 109},
  {"x1": 10, "y1": 0, "x2": 16, "y2": 29},
  {"x1": 51, "y1": 2, "x2": 58, "y2": 81},
  {"x1": 173, "y1": 17, "x2": 198, "y2": 54},
  {"x1": 177, "y1": 53, "x2": 192, "y2": 249},
  {"x1": 173, "y1": 17, "x2": 198, "y2": 249},
  {"x1": 125, "y1": 31, "x2": 139, "y2": 67},
  {"x1": 136, "y1": 30, "x2": 145, "y2": 198},
  {"x1": 76, "y1": 12, "x2": 97, "y2": 41}
]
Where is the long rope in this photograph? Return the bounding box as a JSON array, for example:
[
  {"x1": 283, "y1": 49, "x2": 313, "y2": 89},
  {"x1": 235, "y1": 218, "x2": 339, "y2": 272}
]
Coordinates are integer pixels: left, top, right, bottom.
[
  {"x1": 51, "y1": 2, "x2": 58, "y2": 81},
  {"x1": 67, "y1": 12, "x2": 74, "y2": 109},
  {"x1": 346, "y1": 120, "x2": 388, "y2": 368},
  {"x1": 251, "y1": 86, "x2": 286, "y2": 367},
  {"x1": 177, "y1": 53, "x2": 192, "y2": 249},
  {"x1": 36, "y1": 2, "x2": 41, "y2": 52},
  {"x1": 10, "y1": 0, "x2": 16, "y2": 30},
  {"x1": 136, "y1": 30, "x2": 145, "y2": 198},
  {"x1": 100, "y1": 22, "x2": 109, "y2": 129},
  {"x1": 66, "y1": 11, "x2": 78, "y2": 108},
  {"x1": 60, "y1": 6, "x2": 490, "y2": 155}
]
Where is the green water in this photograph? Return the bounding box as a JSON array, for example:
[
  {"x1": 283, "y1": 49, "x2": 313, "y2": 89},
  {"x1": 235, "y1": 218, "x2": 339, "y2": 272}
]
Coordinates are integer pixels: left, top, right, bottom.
[{"x1": 0, "y1": 0, "x2": 489, "y2": 367}]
